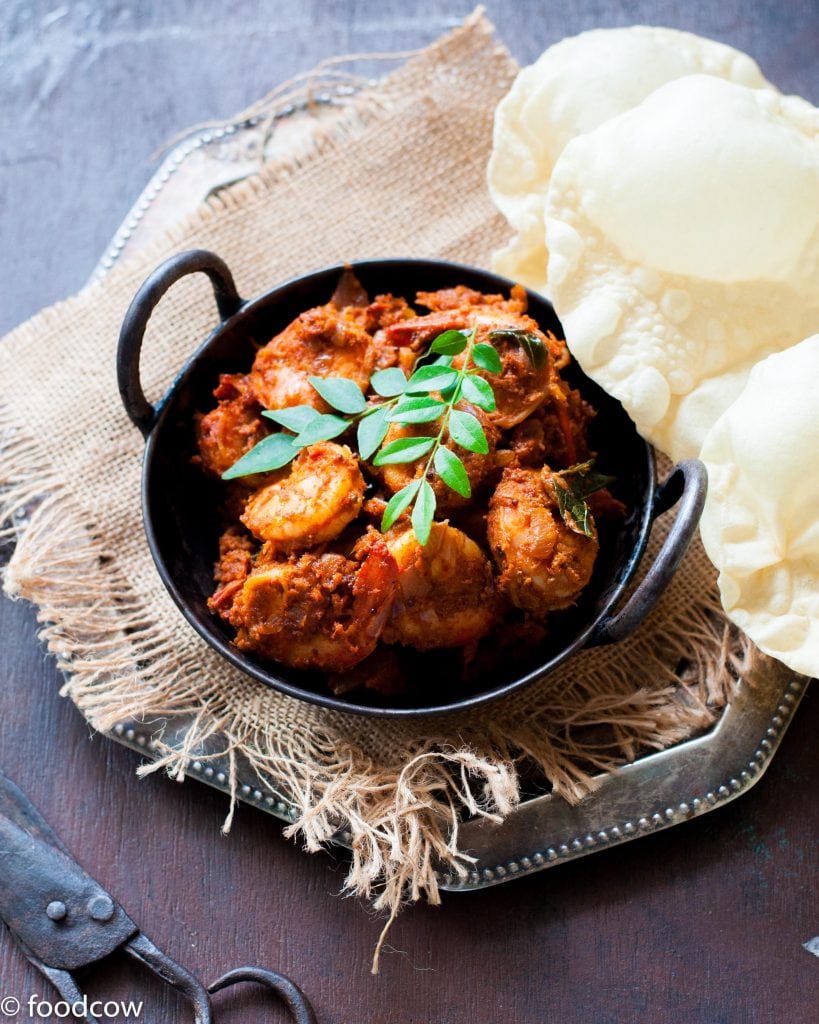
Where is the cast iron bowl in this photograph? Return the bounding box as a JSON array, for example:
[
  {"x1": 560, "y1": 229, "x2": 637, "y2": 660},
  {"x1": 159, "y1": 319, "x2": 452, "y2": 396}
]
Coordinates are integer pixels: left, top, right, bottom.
[{"x1": 117, "y1": 250, "x2": 706, "y2": 718}]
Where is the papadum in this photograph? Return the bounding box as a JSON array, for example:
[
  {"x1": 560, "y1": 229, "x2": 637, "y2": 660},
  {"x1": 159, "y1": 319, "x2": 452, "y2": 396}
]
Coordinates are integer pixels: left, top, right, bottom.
[
  {"x1": 699, "y1": 336, "x2": 819, "y2": 678},
  {"x1": 488, "y1": 26, "x2": 772, "y2": 291},
  {"x1": 544, "y1": 75, "x2": 819, "y2": 460}
]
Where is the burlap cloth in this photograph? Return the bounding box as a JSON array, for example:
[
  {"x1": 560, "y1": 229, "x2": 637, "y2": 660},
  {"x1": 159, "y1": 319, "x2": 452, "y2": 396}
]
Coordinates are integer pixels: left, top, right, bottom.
[{"x1": 0, "y1": 11, "x2": 750, "y2": 956}]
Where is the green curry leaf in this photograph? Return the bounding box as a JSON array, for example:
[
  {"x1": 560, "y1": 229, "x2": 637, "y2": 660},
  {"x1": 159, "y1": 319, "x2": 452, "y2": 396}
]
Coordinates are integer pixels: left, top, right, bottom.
[
  {"x1": 221, "y1": 433, "x2": 297, "y2": 479},
  {"x1": 488, "y1": 328, "x2": 548, "y2": 370}
]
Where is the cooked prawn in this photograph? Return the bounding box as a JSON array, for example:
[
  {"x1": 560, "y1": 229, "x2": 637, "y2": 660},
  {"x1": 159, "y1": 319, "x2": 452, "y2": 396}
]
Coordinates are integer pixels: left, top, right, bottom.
[
  {"x1": 382, "y1": 522, "x2": 498, "y2": 649},
  {"x1": 227, "y1": 531, "x2": 399, "y2": 672},
  {"x1": 195, "y1": 373, "x2": 269, "y2": 478},
  {"x1": 384, "y1": 291, "x2": 566, "y2": 429},
  {"x1": 241, "y1": 442, "x2": 365, "y2": 553},
  {"x1": 250, "y1": 302, "x2": 376, "y2": 411},
  {"x1": 487, "y1": 466, "x2": 599, "y2": 617},
  {"x1": 376, "y1": 402, "x2": 500, "y2": 512},
  {"x1": 452, "y1": 317, "x2": 564, "y2": 429}
]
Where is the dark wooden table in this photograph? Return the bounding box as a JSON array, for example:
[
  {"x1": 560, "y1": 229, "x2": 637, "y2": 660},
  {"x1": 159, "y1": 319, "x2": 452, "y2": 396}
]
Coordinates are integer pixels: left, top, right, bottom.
[{"x1": 1, "y1": 3, "x2": 817, "y2": 1022}]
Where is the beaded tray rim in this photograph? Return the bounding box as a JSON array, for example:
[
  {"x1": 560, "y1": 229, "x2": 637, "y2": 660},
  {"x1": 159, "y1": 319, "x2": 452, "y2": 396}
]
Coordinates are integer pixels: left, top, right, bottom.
[{"x1": 106, "y1": 663, "x2": 805, "y2": 889}]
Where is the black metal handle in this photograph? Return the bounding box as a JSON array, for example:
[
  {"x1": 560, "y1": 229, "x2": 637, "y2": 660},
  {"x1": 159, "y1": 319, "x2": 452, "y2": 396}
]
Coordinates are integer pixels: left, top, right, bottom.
[
  {"x1": 209, "y1": 967, "x2": 318, "y2": 1024},
  {"x1": 117, "y1": 249, "x2": 242, "y2": 437},
  {"x1": 588, "y1": 459, "x2": 707, "y2": 647}
]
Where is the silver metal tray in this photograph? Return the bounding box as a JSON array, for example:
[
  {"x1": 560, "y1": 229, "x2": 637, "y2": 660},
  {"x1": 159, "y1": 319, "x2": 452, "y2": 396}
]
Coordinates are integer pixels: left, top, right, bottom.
[
  {"x1": 106, "y1": 659, "x2": 806, "y2": 889},
  {"x1": 94, "y1": 84, "x2": 809, "y2": 890}
]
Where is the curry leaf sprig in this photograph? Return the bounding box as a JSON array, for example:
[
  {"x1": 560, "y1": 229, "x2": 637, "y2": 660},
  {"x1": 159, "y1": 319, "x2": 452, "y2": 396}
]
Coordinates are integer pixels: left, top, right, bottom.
[
  {"x1": 550, "y1": 460, "x2": 615, "y2": 538},
  {"x1": 375, "y1": 326, "x2": 501, "y2": 544},
  {"x1": 220, "y1": 370, "x2": 397, "y2": 480},
  {"x1": 221, "y1": 325, "x2": 505, "y2": 544}
]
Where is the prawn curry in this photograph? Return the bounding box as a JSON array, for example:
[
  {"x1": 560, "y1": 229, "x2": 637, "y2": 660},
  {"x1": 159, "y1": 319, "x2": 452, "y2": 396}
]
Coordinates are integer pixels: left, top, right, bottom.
[{"x1": 194, "y1": 271, "x2": 624, "y2": 699}]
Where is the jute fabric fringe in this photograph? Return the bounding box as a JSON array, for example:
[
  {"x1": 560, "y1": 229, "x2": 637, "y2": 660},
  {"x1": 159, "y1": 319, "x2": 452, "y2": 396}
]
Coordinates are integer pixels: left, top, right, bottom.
[{"x1": 0, "y1": 12, "x2": 749, "y2": 964}]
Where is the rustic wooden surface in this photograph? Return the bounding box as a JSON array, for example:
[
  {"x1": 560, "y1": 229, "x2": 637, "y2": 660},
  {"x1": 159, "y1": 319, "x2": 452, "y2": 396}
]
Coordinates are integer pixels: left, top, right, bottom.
[{"x1": 1, "y1": 3, "x2": 817, "y2": 1022}]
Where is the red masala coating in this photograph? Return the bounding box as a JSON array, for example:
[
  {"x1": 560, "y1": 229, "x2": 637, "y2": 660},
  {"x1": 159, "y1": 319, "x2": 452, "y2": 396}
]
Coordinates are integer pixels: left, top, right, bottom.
[
  {"x1": 195, "y1": 374, "x2": 269, "y2": 478},
  {"x1": 198, "y1": 273, "x2": 624, "y2": 694}
]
